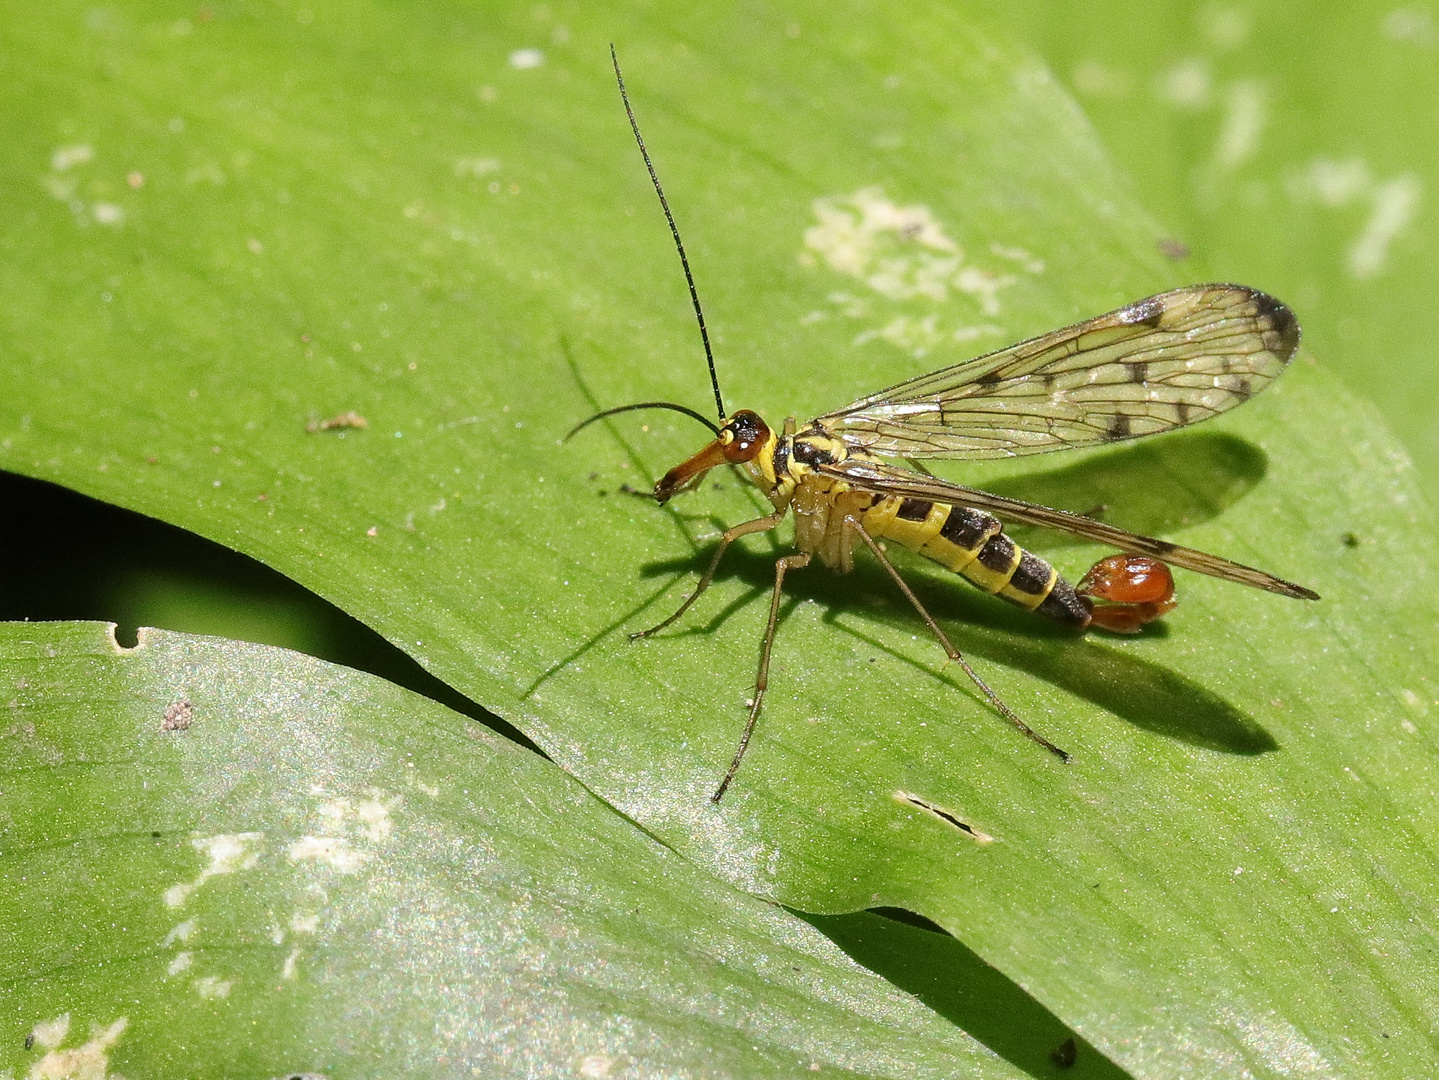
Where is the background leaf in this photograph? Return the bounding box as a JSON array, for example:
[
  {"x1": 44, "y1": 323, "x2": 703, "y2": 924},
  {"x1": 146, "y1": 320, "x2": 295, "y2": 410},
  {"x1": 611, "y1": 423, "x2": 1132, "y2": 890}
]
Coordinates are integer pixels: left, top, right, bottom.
[
  {"x1": 987, "y1": 0, "x2": 1439, "y2": 503},
  {"x1": 2, "y1": 2, "x2": 1437, "y2": 1078}
]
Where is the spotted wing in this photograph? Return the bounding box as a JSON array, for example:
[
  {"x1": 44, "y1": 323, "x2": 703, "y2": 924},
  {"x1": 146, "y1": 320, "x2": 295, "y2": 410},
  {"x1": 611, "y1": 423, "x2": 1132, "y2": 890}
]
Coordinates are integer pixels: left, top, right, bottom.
[
  {"x1": 818, "y1": 457, "x2": 1319, "y2": 599},
  {"x1": 817, "y1": 284, "x2": 1300, "y2": 459}
]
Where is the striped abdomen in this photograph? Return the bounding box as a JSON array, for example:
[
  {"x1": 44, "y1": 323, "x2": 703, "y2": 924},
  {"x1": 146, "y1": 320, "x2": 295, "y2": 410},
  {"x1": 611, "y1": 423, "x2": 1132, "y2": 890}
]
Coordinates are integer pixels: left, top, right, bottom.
[{"x1": 862, "y1": 496, "x2": 1092, "y2": 628}]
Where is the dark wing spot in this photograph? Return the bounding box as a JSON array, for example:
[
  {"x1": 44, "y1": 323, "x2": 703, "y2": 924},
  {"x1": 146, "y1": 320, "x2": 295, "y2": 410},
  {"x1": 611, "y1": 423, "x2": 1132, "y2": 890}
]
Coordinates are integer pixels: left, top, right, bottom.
[
  {"x1": 1235, "y1": 376, "x2": 1253, "y2": 399},
  {"x1": 896, "y1": 498, "x2": 933, "y2": 521},
  {"x1": 976, "y1": 368, "x2": 1005, "y2": 385},
  {"x1": 1119, "y1": 296, "x2": 1165, "y2": 327},
  {"x1": 1175, "y1": 401, "x2": 1192, "y2": 425},
  {"x1": 1252, "y1": 290, "x2": 1301, "y2": 362},
  {"x1": 1105, "y1": 413, "x2": 1132, "y2": 441},
  {"x1": 1126, "y1": 361, "x2": 1147, "y2": 385}
]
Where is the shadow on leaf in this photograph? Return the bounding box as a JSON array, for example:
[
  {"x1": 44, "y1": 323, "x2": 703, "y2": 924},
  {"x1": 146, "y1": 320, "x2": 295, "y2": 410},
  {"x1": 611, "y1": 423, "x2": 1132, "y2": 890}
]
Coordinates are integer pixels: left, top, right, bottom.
[
  {"x1": 622, "y1": 424, "x2": 1278, "y2": 754},
  {"x1": 0, "y1": 471, "x2": 543, "y2": 755},
  {"x1": 639, "y1": 541, "x2": 1276, "y2": 756},
  {"x1": 797, "y1": 908, "x2": 1137, "y2": 1079},
  {"x1": 979, "y1": 431, "x2": 1268, "y2": 548}
]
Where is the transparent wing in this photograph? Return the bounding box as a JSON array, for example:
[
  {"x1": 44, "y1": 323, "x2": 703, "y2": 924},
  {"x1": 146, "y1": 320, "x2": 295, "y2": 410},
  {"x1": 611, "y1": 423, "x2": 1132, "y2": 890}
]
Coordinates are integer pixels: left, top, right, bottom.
[
  {"x1": 819, "y1": 457, "x2": 1319, "y2": 600},
  {"x1": 818, "y1": 284, "x2": 1300, "y2": 459}
]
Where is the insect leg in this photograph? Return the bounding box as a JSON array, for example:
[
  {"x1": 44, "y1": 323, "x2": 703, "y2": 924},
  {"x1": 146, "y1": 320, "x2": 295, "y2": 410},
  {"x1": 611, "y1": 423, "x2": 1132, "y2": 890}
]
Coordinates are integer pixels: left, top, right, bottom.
[
  {"x1": 845, "y1": 516, "x2": 1070, "y2": 763},
  {"x1": 631, "y1": 510, "x2": 788, "y2": 640},
  {"x1": 713, "y1": 550, "x2": 812, "y2": 803}
]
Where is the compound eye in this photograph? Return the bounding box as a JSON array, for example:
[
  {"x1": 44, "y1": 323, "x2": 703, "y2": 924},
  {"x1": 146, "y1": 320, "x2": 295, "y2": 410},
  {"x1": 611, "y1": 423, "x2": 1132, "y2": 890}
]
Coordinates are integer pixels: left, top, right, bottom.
[{"x1": 721, "y1": 410, "x2": 769, "y2": 463}]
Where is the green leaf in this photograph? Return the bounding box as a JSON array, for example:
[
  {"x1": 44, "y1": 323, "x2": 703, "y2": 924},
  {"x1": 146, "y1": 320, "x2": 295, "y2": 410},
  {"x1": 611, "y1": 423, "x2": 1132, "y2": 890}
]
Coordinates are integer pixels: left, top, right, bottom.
[
  {"x1": 3, "y1": 3, "x2": 1437, "y2": 1078},
  {"x1": 1, "y1": 622, "x2": 1022, "y2": 1078}
]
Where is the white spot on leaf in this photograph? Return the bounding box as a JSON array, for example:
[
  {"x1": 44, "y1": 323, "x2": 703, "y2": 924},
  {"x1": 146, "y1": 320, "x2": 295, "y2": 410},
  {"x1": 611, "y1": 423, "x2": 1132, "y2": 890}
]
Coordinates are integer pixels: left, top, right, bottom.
[
  {"x1": 164, "y1": 832, "x2": 264, "y2": 907},
  {"x1": 1350, "y1": 175, "x2": 1421, "y2": 278},
  {"x1": 578, "y1": 1054, "x2": 615, "y2": 1078},
  {"x1": 288, "y1": 835, "x2": 369, "y2": 873},
  {"x1": 1384, "y1": 5, "x2": 1434, "y2": 42},
  {"x1": 30, "y1": 1014, "x2": 70, "y2": 1050},
  {"x1": 161, "y1": 919, "x2": 196, "y2": 946},
  {"x1": 193, "y1": 976, "x2": 232, "y2": 999},
  {"x1": 455, "y1": 156, "x2": 500, "y2": 177},
  {"x1": 27, "y1": 1016, "x2": 126, "y2": 1080},
  {"x1": 801, "y1": 188, "x2": 1027, "y2": 355},
  {"x1": 1200, "y1": 4, "x2": 1251, "y2": 49},
  {"x1": 51, "y1": 145, "x2": 94, "y2": 171},
  {"x1": 1214, "y1": 80, "x2": 1266, "y2": 170},
  {"x1": 989, "y1": 243, "x2": 1045, "y2": 274},
  {"x1": 1157, "y1": 57, "x2": 1212, "y2": 108},
  {"x1": 1287, "y1": 158, "x2": 1422, "y2": 278},
  {"x1": 356, "y1": 795, "x2": 399, "y2": 840}
]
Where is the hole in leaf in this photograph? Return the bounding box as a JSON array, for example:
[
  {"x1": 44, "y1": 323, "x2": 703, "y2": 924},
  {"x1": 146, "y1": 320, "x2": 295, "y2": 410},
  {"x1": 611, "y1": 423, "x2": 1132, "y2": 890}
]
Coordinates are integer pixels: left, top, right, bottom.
[{"x1": 894, "y1": 790, "x2": 993, "y2": 842}]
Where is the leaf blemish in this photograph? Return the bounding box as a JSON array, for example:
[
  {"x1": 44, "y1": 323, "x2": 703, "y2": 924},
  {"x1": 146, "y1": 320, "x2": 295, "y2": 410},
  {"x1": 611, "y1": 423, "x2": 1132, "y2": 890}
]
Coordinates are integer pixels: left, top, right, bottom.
[
  {"x1": 800, "y1": 187, "x2": 1032, "y2": 355},
  {"x1": 164, "y1": 832, "x2": 265, "y2": 907},
  {"x1": 26, "y1": 1014, "x2": 128, "y2": 1079},
  {"x1": 193, "y1": 975, "x2": 232, "y2": 999},
  {"x1": 161, "y1": 697, "x2": 193, "y2": 731},
  {"x1": 893, "y1": 791, "x2": 993, "y2": 843},
  {"x1": 162, "y1": 918, "x2": 196, "y2": 947}
]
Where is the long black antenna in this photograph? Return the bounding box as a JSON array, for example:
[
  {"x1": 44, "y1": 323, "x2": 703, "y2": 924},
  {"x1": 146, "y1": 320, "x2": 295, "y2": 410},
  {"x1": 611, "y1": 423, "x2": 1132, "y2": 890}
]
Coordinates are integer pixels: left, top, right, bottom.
[
  {"x1": 563, "y1": 400, "x2": 722, "y2": 442},
  {"x1": 611, "y1": 44, "x2": 726, "y2": 423}
]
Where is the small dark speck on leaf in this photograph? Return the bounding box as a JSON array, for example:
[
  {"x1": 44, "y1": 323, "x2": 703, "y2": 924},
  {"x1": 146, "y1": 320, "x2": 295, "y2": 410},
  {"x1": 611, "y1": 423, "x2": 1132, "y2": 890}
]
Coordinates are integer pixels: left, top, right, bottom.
[
  {"x1": 1342, "y1": 531, "x2": 1361, "y2": 548},
  {"x1": 1157, "y1": 237, "x2": 1190, "y2": 260},
  {"x1": 1051, "y1": 1036, "x2": 1078, "y2": 1068}
]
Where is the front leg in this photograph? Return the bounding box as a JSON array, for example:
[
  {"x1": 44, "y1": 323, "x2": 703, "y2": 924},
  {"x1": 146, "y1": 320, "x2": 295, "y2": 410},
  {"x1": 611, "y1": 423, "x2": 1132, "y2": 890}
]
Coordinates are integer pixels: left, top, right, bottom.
[{"x1": 631, "y1": 509, "x2": 788, "y2": 639}]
